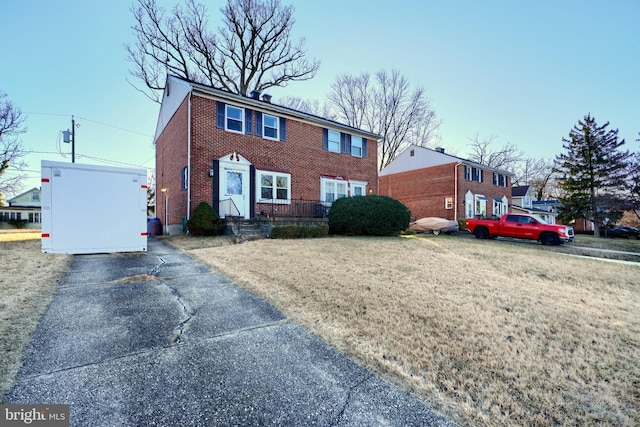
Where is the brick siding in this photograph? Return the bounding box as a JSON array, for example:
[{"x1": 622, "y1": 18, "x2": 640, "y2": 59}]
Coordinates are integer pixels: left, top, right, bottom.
[
  {"x1": 156, "y1": 94, "x2": 379, "y2": 228},
  {"x1": 379, "y1": 162, "x2": 511, "y2": 220}
]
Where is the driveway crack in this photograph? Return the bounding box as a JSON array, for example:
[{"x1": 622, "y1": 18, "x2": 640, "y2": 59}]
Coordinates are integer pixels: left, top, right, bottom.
[
  {"x1": 331, "y1": 374, "x2": 368, "y2": 425},
  {"x1": 159, "y1": 279, "x2": 194, "y2": 344}
]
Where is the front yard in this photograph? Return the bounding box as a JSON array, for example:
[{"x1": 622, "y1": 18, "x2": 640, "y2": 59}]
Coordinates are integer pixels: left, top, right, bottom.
[
  {"x1": 181, "y1": 234, "x2": 639, "y2": 426},
  {"x1": 2, "y1": 231, "x2": 638, "y2": 426}
]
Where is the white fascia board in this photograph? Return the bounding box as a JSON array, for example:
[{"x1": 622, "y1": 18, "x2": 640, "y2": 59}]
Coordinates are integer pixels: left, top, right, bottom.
[
  {"x1": 379, "y1": 145, "x2": 457, "y2": 176},
  {"x1": 153, "y1": 76, "x2": 193, "y2": 143}
]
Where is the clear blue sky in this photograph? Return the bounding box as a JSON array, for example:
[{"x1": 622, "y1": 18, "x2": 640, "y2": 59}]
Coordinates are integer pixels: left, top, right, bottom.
[{"x1": 2, "y1": 0, "x2": 638, "y2": 197}]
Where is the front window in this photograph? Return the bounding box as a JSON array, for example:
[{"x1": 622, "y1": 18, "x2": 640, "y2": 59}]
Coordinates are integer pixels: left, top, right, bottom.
[
  {"x1": 263, "y1": 114, "x2": 279, "y2": 140},
  {"x1": 328, "y1": 130, "x2": 340, "y2": 153},
  {"x1": 322, "y1": 178, "x2": 347, "y2": 204},
  {"x1": 351, "y1": 136, "x2": 363, "y2": 157},
  {"x1": 226, "y1": 105, "x2": 244, "y2": 133},
  {"x1": 258, "y1": 171, "x2": 291, "y2": 203}
]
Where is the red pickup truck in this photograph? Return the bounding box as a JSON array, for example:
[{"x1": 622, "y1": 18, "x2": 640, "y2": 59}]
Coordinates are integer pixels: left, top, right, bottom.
[{"x1": 466, "y1": 213, "x2": 574, "y2": 245}]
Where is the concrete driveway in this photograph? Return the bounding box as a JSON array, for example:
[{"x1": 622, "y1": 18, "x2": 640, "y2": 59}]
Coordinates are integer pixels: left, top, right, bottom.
[{"x1": 7, "y1": 238, "x2": 454, "y2": 426}]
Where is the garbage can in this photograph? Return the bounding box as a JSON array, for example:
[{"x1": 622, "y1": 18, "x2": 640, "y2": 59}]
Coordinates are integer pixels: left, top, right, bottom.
[{"x1": 147, "y1": 217, "x2": 163, "y2": 236}]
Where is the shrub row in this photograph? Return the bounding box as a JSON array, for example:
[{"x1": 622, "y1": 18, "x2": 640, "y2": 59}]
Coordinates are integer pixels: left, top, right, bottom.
[{"x1": 271, "y1": 224, "x2": 329, "y2": 239}]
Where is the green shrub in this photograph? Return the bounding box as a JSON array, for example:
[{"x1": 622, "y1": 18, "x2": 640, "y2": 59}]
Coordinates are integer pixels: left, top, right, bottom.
[
  {"x1": 328, "y1": 195, "x2": 411, "y2": 236},
  {"x1": 8, "y1": 219, "x2": 28, "y2": 229},
  {"x1": 187, "y1": 202, "x2": 224, "y2": 236},
  {"x1": 458, "y1": 218, "x2": 467, "y2": 231},
  {"x1": 271, "y1": 224, "x2": 329, "y2": 239}
]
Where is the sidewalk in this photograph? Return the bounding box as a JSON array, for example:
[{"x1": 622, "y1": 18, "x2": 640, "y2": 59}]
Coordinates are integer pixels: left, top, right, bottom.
[{"x1": 6, "y1": 238, "x2": 454, "y2": 426}]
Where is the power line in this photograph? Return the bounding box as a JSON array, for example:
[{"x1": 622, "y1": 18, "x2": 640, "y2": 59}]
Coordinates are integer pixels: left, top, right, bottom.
[
  {"x1": 24, "y1": 112, "x2": 154, "y2": 138},
  {"x1": 76, "y1": 116, "x2": 153, "y2": 138}
]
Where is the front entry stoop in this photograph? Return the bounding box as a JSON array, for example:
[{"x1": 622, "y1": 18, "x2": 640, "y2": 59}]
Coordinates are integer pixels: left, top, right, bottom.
[{"x1": 225, "y1": 218, "x2": 266, "y2": 241}]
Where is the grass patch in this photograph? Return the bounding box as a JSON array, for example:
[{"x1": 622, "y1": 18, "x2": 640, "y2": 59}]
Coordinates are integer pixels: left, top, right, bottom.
[
  {"x1": 175, "y1": 234, "x2": 640, "y2": 426},
  {"x1": 2, "y1": 230, "x2": 638, "y2": 425},
  {"x1": 0, "y1": 234, "x2": 71, "y2": 402}
]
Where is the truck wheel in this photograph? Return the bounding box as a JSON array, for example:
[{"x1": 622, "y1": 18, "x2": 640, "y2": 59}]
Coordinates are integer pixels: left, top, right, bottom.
[
  {"x1": 540, "y1": 233, "x2": 559, "y2": 246},
  {"x1": 432, "y1": 229, "x2": 441, "y2": 236},
  {"x1": 474, "y1": 227, "x2": 489, "y2": 239}
]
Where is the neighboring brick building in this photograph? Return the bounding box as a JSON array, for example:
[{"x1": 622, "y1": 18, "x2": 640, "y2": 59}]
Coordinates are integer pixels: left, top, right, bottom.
[
  {"x1": 154, "y1": 75, "x2": 380, "y2": 234},
  {"x1": 378, "y1": 145, "x2": 513, "y2": 221}
]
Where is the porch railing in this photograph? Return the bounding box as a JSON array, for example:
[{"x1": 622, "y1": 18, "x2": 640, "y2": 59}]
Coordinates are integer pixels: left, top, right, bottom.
[{"x1": 256, "y1": 199, "x2": 329, "y2": 218}]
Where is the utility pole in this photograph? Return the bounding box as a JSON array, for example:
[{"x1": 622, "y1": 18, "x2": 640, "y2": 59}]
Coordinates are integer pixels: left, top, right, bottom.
[
  {"x1": 71, "y1": 115, "x2": 75, "y2": 163},
  {"x1": 62, "y1": 116, "x2": 77, "y2": 163}
]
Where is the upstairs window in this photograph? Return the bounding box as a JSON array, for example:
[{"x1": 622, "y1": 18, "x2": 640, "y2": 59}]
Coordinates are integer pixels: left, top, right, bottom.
[
  {"x1": 328, "y1": 130, "x2": 340, "y2": 153},
  {"x1": 493, "y1": 173, "x2": 507, "y2": 187},
  {"x1": 465, "y1": 166, "x2": 483, "y2": 182},
  {"x1": 225, "y1": 105, "x2": 244, "y2": 133},
  {"x1": 351, "y1": 136, "x2": 363, "y2": 157},
  {"x1": 263, "y1": 114, "x2": 279, "y2": 140}
]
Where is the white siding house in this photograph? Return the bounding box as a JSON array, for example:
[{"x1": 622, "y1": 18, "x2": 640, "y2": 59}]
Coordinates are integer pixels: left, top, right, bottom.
[{"x1": 0, "y1": 187, "x2": 42, "y2": 229}]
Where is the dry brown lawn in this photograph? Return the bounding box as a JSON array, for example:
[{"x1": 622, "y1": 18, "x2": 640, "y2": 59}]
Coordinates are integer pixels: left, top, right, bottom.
[
  {"x1": 2, "y1": 229, "x2": 638, "y2": 426},
  {"x1": 0, "y1": 231, "x2": 72, "y2": 401},
  {"x1": 177, "y1": 234, "x2": 640, "y2": 426}
]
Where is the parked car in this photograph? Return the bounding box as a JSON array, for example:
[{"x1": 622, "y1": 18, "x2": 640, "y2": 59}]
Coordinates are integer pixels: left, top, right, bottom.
[
  {"x1": 409, "y1": 217, "x2": 459, "y2": 235},
  {"x1": 605, "y1": 225, "x2": 639, "y2": 239},
  {"x1": 466, "y1": 213, "x2": 574, "y2": 245}
]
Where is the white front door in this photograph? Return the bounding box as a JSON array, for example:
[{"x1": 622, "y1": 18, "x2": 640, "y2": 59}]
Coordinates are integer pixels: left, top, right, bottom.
[{"x1": 219, "y1": 153, "x2": 251, "y2": 218}]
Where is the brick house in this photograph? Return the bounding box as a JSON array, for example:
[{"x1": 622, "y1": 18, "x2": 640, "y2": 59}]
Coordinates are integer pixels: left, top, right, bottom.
[
  {"x1": 378, "y1": 145, "x2": 513, "y2": 221},
  {"x1": 154, "y1": 75, "x2": 380, "y2": 234}
]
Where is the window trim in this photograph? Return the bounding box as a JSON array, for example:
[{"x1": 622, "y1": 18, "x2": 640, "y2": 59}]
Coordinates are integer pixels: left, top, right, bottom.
[
  {"x1": 327, "y1": 130, "x2": 341, "y2": 153},
  {"x1": 181, "y1": 166, "x2": 188, "y2": 191},
  {"x1": 351, "y1": 136, "x2": 363, "y2": 158},
  {"x1": 262, "y1": 113, "x2": 279, "y2": 140},
  {"x1": 350, "y1": 180, "x2": 367, "y2": 197},
  {"x1": 321, "y1": 177, "x2": 348, "y2": 205},
  {"x1": 225, "y1": 104, "x2": 245, "y2": 134},
  {"x1": 445, "y1": 196, "x2": 453, "y2": 210},
  {"x1": 256, "y1": 170, "x2": 291, "y2": 204}
]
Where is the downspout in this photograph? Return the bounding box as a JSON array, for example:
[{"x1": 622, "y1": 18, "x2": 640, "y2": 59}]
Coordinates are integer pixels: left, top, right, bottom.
[
  {"x1": 187, "y1": 91, "x2": 192, "y2": 221},
  {"x1": 454, "y1": 162, "x2": 461, "y2": 221}
]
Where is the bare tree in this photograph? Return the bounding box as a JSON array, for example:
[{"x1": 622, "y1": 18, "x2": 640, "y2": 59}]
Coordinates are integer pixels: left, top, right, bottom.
[
  {"x1": 328, "y1": 70, "x2": 441, "y2": 171},
  {"x1": 466, "y1": 134, "x2": 525, "y2": 171},
  {"x1": 512, "y1": 157, "x2": 557, "y2": 199},
  {"x1": 126, "y1": 0, "x2": 319, "y2": 102},
  {"x1": 0, "y1": 91, "x2": 28, "y2": 202},
  {"x1": 277, "y1": 96, "x2": 336, "y2": 120}
]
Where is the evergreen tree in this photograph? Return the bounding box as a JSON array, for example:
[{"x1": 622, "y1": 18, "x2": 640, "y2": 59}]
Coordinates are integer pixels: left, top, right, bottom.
[{"x1": 554, "y1": 114, "x2": 631, "y2": 237}]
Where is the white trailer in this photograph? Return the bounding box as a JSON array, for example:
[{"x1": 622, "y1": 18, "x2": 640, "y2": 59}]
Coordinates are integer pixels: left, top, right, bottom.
[{"x1": 41, "y1": 160, "x2": 148, "y2": 254}]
